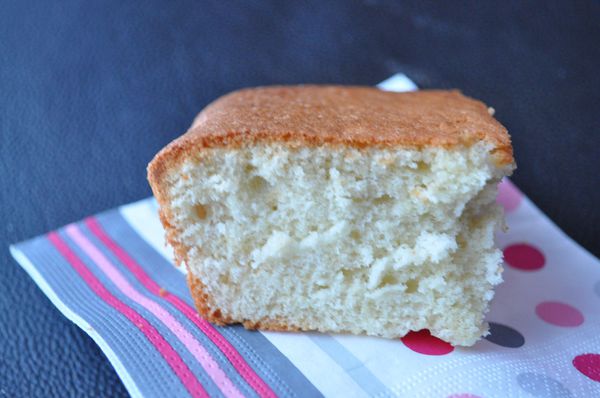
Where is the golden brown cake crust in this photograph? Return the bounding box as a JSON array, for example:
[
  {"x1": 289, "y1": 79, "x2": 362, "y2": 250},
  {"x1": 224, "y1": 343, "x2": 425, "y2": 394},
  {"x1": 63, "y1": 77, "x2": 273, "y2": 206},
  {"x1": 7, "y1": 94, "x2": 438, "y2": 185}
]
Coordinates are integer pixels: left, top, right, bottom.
[{"x1": 148, "y1": 86, "x2": 513, "y2": 189}]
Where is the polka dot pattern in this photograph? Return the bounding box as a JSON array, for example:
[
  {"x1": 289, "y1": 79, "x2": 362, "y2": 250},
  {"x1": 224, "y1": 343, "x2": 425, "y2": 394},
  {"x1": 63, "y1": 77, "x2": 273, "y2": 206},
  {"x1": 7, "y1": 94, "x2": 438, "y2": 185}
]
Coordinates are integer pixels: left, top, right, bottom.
[
  {"x1": 573, "y1": 354, "x2": 600, "y2": 382},
  {"x1": 504, "y1": 243, "x2": 546, "y2": 271},
  {"x1": 484, "y1": 322, "x2": 525, "y2": 348},
  {"x1": 535, "y1": 302, "x2": 584, "y2": 327},
  {"x1": 496, "y1": 178, "x2": 522, "y2": 212},
  {"x1": 517, "y1": 372, "x2": 572, "y2": 397},
  {"x1": 401, "y1": 329, "x2": 454, "y2": 356}
]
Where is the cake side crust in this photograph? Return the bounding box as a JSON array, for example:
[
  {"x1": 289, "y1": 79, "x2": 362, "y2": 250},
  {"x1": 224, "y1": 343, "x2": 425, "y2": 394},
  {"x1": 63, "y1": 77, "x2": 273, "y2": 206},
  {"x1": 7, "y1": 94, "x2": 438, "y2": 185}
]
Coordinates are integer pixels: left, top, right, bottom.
[{"x1": 188, "y1": 273, "x2": 302, "y2": 332}]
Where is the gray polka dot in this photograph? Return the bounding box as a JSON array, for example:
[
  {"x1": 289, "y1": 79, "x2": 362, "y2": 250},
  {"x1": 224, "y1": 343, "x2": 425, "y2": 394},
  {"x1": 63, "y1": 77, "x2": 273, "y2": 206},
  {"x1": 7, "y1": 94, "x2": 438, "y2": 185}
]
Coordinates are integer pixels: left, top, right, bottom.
[
  {"x1": 517, "y1": 372, "x2": 572, "y2": 398},
  {"x1": 594, "y1": 281, "x2": 600, "y2": 298},
  {"x1": 485, "y1": 322, "x2": 525, "y2": 348}
]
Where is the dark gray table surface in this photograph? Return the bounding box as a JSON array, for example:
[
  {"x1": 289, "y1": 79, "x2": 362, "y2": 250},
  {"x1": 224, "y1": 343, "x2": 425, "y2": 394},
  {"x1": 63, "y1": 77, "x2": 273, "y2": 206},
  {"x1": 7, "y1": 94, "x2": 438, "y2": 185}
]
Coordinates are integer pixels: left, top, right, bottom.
[{"x1": 1, "y1": 1, "x2": 599, "y2": 396}]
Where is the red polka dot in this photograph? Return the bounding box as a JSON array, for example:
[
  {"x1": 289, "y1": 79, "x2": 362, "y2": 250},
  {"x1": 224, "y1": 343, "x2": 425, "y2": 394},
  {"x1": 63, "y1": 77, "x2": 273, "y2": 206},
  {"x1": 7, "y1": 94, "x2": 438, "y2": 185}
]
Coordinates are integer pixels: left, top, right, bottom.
[
  {"x1": 503, "y1": 243, "x2": 545, "y2": 271},
  {"x1": 535, "y1": 301, "x2": 584, "y2": 327},
  {"x1": 401, "y1": 329, "x2": 454, "y2": 355},
  {"x1": 496, "y1": 178, "x2": 522, "y2": 212},
  {"x1": 573, "y1": 354, "x2": 600, "y2": 382}
]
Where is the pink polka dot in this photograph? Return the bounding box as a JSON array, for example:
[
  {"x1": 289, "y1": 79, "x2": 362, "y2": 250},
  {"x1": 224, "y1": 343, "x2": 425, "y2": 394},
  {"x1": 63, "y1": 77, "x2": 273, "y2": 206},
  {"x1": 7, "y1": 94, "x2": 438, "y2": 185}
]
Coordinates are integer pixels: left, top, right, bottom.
[
  {"x1": 573, "y1": 354, "x2": 600, "y2": 382},
  {"x1": 401, "y1": 329, "x2": 454, "y2": 355},
  {"x1": 447, "y1": 395, "x2": 482, "y2": 398},
  {"x1": 503, "y1": 243, "x2": 545, "y2": 271},
  {"x1": 496, "y1": 178, "x2": 522, "y2": 212},
  {"x1": 535, "y1": 301, "x2": 584, "y2": 327}
]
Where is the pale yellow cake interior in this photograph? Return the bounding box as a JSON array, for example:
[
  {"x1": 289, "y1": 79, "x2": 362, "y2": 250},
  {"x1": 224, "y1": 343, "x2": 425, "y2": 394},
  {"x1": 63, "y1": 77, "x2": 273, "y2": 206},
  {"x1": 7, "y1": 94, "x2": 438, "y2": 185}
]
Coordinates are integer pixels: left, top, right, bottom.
[{"x1": 162, "y1": 142, "x2": 510, "y2": 346}]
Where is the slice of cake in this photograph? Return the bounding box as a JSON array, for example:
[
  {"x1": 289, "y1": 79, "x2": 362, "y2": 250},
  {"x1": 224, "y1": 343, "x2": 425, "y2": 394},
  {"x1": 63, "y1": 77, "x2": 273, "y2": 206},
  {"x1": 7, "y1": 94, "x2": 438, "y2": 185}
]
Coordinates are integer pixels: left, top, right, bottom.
[{"x1": 147, "y1": 86, "x2": 515, "y2": 346}]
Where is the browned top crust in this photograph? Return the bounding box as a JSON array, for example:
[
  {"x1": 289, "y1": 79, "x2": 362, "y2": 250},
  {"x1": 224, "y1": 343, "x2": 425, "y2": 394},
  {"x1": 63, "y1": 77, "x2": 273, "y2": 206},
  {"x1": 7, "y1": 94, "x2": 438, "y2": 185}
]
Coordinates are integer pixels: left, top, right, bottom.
[{"x1": 148, "y1": 86, "x2": 514, "y2": 187}]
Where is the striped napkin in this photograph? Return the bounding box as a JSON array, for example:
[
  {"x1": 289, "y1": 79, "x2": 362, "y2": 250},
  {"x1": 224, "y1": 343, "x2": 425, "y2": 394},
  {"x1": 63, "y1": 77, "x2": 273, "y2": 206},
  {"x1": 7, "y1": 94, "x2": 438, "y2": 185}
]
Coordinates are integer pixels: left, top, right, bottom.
[{"x1": 11, "y1": 75, "x2": 600, "y2": 398}]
